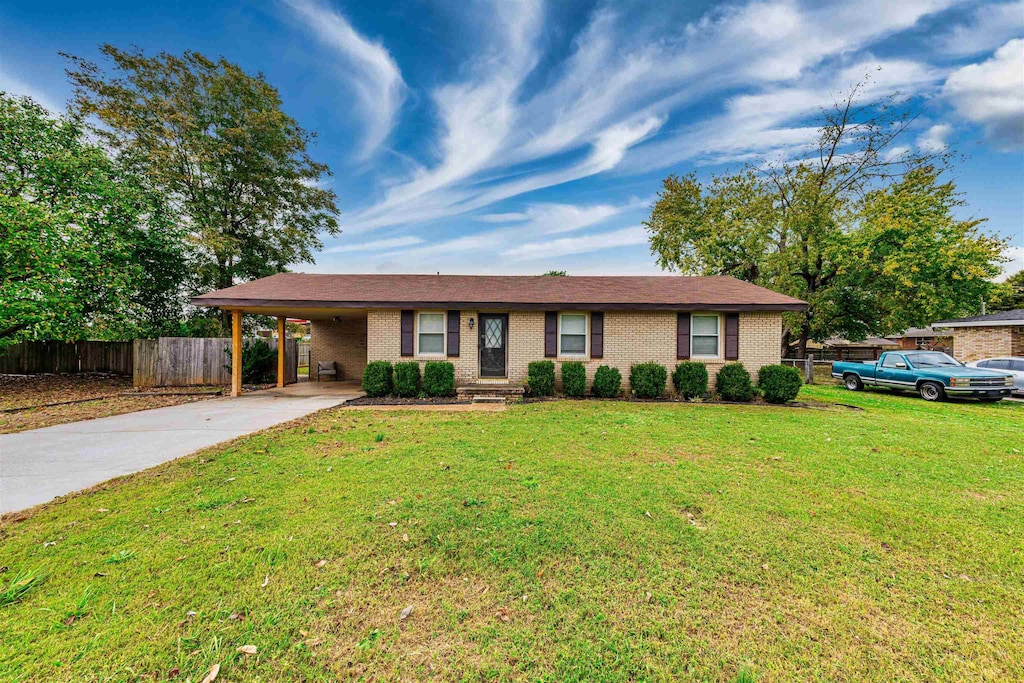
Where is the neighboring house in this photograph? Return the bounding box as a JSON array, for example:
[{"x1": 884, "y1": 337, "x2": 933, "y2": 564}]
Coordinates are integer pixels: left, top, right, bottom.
[
  {"x1": 933, "y1": 309, "x2": 1024, "y2": 362},
  {"x1": 888, "y1": 327, "x2": 953, "y2": 353},
  {"x1": 822, "y1": 336, "x2": 900, "y2": 361},
  {"x1": 192, "y1": 274, "x2": 806, "y2": 396}
]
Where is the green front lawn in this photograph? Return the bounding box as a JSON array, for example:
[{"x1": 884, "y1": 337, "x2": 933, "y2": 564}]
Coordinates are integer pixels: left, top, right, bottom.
[{"x1": 1, "y1": 386, "x2": 1021, "y2": 681}]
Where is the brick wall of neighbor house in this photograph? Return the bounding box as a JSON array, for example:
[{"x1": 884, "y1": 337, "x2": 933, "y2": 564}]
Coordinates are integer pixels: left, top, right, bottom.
[
  {"x1": 366, "y1": 308, "x2": 783, "y2": 393},
  {"x1": 899, "y1": 337, "x2": 953, "y2": 351},
  {"x1": 952, "y1": 326, "x2": 1016, "y2": 362},
  {"x1": 310, "y1": 316, "x2": 368, "y2": 381}
]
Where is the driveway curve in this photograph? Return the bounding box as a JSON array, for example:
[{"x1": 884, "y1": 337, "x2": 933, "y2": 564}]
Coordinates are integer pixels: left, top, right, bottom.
[{"x1": 0, "y1": 385, "x2": 360, "y2": 514}]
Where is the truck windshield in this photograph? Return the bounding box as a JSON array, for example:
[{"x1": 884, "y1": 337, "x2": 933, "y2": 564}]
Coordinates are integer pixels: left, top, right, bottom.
[{"x1": 905, "y1": 352, "x2": 961, "y2": 368}]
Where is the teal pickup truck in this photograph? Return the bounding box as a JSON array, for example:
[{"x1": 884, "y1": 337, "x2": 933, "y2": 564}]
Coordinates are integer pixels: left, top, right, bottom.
[{"x1": 832, "y1": 351, "x2": 1015, "y2": 402}]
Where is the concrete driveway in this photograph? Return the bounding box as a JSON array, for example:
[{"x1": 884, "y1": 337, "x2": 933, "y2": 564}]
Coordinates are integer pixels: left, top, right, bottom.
[{"x1": 0, "y1": 381, "x2": 362, "y2": 514}]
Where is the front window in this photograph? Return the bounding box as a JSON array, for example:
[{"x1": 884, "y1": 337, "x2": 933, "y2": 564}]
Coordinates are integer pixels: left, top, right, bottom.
[
  {"x1": 691, "y1": 314, "x2": 720, "y2": 357},
  {"x1": 558, "y1": 313, "x2": 587, "y2": 356},
  {"x1": 905, "y1": 352, "x2": 960, "y2": 368},
  {"x1": 417, "y1": 312, "x2": 445, "y2": 355}
]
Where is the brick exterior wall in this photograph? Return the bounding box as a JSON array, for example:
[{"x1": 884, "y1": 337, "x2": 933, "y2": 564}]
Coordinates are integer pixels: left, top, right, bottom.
[
  {"x1": 363, "y1": 308, "x2": 783, "y2": 394},
  {"x1": 952, "y1": 326, "x2": 1023, "y2": 362},
  {"x1": 898, "y1": 336, "x2": 953, "y2": 352},
  {"x1": 310, "y1": 316, "x2": 367, "y2": 381}
]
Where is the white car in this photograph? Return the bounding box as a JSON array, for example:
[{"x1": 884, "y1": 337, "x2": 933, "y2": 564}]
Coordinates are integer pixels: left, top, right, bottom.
[{"x1": 967, "y1": 357, "x2": 1024, "y2": 396}]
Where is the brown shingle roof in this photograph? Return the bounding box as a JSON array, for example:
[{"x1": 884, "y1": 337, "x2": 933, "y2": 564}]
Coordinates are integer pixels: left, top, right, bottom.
[{"x1": 191, "y1": 273, "x2": 807, "y2": 311}]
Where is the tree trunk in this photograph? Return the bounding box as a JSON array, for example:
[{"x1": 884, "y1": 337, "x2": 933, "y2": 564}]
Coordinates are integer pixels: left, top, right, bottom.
[
  {"x1": 780, "y1": 328, "x2": 792, "y2": 358},
  {"x1": 217, "y1": 257, "x2": 232, "y2": 332},
  {"x1": 797, "y1": 327, "x2": 810, "y2": 359}
]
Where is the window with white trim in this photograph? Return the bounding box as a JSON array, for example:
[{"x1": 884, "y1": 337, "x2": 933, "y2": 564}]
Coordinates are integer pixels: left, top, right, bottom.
[
  {"x1": 417, "y1": 312, "x2": 445, "y2": 355},
  {"x1": 691, "y1": 314, "x2": 720, "y2": 357},
  {"x1": 558, "y1": 313, "x2": 587, "y2": 357}
]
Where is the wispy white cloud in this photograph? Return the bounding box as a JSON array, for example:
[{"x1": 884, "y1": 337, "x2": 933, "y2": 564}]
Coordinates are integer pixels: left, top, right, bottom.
[
  {"x1": 476, "y1": 202, "x2": 622, "y2": 235},
  {"x1": 280, "y1": 0, "x2": 405, "y2": 159},
  {"x1": 943, "y1": 39, "x2": 1024, "y2": 150},
  {"x1": 998, "y1": 245, "x2": 1024, "y2": 282},
  {"x1": 502, "y1": 226, "x2": 648, "y2": 260},
  {"x1": 624, "y1": 57, "x2": 944, "y2": 173},
  {"x1": 341, "y1": 0, "x2": 955, "y2": 232},
  {"x1": 936, "y1": 1, "x2": 1024, "y2": 56},
  {"x1": 916, "y1": 123, "x2": 953, "y2": 152},
  {"x1": 0, "y1": 61, "x2": 61, "y2": 112},
  {"x1": 324, "y1": 236, "x2": 423, "y2": 253}
]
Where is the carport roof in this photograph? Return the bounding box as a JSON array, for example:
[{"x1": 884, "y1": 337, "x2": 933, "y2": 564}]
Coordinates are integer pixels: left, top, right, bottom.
[{"x1": 190, "y1": 273, "x2": 808, "y2": 312}]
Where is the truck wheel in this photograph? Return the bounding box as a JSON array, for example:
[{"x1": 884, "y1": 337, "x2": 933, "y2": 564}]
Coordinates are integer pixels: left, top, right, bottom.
[
  {"x1": 918, "y1": 381, "x2": 944, "y2": 402},
  {"x1": 843, "y1": 374, "x2": 863, "y2": 391}
]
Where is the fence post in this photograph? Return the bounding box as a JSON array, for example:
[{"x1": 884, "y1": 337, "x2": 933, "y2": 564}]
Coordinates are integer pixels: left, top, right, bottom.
[{"x1": 804, "y1": 353, "x2": 815, "y2": 384}]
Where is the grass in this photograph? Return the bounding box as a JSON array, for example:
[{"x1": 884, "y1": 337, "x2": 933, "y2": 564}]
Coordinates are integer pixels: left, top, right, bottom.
[{"x1": 0, "y1": 384, "x2": 1021, "y2": 681}]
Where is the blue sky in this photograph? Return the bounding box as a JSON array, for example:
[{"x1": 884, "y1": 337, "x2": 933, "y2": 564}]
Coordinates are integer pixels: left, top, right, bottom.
[{"x1": 2, "y1": 0, "x2": 1022, "y2": 278}]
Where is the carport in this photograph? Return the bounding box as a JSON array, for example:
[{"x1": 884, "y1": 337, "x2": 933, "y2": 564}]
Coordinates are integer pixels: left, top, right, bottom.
[{"x1": 189, "y1": 301, "x2": 368, "y2": 397}]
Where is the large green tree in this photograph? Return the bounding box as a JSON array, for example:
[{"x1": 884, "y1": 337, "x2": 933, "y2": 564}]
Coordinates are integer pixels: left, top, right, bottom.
[
  {"x1": 646, "y1": 82, "x2": 1005, "y2": 356},
  {"x1": 988, "y1": 270, "x2": 1024, "y2": 313},
  {"x1": 64, "y1": 46, "x2": 340, "y2": 330},
  {"x1": 0, "y1": 93, "x2": 185, "y2": 346}
]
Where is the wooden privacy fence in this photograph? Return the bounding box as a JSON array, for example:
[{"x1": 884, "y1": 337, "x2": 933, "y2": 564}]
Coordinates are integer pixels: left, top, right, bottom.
[
  {"x1": 0, "y1": 341, "x2": 133, "y2": 375},
  {"x1": 134, "y1": 337, "x2": 298, "y2": 387}
]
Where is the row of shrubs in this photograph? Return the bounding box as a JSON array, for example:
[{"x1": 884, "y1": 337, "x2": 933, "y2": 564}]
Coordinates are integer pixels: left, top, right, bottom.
[
  {"x1": 527, "y1": 360, "x2": 802, "y2": 404},
  {"x1": 361, "y1": 358, "x2": 802, "y2": 404},
  {"x1": 362, "y1": 360, "x2": 455, "y2": 397}
]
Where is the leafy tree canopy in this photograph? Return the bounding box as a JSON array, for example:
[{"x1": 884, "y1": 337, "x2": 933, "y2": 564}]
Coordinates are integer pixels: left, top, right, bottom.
[
  {"x1": 0, "y1": 93, "x2": 186, "y2": 346},
  {"x1": 645, "y1": 79, "x2": 1005, "y2": 355},
  {"x1": 64, "y1": 45, "x2": 340, "y2": 330},
  {"x1": 988, "y1": 270, "x2": 1024, "y2": 313}
]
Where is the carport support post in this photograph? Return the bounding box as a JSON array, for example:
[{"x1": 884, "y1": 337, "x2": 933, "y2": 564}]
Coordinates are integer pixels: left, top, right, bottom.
[
  {"x1": 231, "y1": 310, "x2": 243, "y2": 397},
  {"x1": 277, "y1": 316, "x2": 286, "y2": 388}
]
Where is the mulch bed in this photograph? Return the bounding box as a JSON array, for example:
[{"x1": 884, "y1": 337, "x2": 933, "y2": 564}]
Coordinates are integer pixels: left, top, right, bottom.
[
  {"x1": 0, "y1": 374, "x2": 228, "y2": 434},
  {"x1": 344, "y1": 396, "x2": 470, "y2": 406},
  {"x1": 521, "y1": 394, "x2": 861, "y2": 410}
]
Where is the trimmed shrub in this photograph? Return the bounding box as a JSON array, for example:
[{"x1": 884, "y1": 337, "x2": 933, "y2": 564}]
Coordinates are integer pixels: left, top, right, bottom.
[
  {"x1": 716, "y1": 363, "x2": 754, "y2": 402},
  {"x1": 672, "y1": 361, "x2": 709, "y2": 399},
  {"x1": 758, "y1": 364, "x2": 803, "y2": 404},
  {"x1": 393, "y1": 361, "x2": 421, "y2": 397},
  {"x1": 591, "y1": 365, "x2": 622, "y2": 398},
  {"x1": 223, "y1": 339, "x2": 276, "y2": 384},
  {"x1": 561, "y1": 361, "x2": 586, "y2": 397},
  {"x1": 422, "y1": 361, "x2": 455, "y2": 397},
  {"x1": 630, "y1": 362, "x2": 667, "y2": 399},
  {"x1": 527, "y1": 360, "x2": 555, "y2": 397},
  {"x1": 362, "y1": 361, "x2": 393, "y2": 397}
]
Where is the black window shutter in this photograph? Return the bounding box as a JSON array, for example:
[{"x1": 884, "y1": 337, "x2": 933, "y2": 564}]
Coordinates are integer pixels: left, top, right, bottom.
[
  {"x1": 400, "y1": 310, "x2": 414, "y2": 357},
  {"x1": 447, "y1": 310, "x2": 460, "y2": 357},
  {"x1": 677, "y1": 312, "x2": 691, "y2": 360},
  {"x1": 544, "y1": 312, "x2": 557, "y2": 358},
  {"x1": 590, "y1": 312, "x2": 604, "y2": 359},
  {"x1": 725, "y1": 313, "x2": 739, "y2": 360}
]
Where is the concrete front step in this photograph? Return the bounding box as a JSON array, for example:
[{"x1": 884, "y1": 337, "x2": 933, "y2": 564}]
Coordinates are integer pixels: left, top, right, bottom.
[
  {"x1": 456, "y1": 383, "x2": 525, "y2": 403},
  {"x1": 470, "y1": 396, "x2": 509, "y2": 404}
]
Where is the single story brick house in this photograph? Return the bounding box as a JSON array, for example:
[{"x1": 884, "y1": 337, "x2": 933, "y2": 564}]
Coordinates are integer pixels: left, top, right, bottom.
[
  {"x1": 933, "y1": 309, "x2": 1024, "y2": 362},
  {"x1": 888, "y1": 327, "x2": 953, "y2": 353},
  {"x1": 191, "y1": 273, "x2": 806, "y2": 396}
]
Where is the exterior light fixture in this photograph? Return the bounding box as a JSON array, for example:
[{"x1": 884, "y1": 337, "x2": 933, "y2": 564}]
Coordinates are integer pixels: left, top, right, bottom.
[{"x1": 469, "y1": 317, "x2": 475, "y2": 330}]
